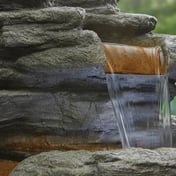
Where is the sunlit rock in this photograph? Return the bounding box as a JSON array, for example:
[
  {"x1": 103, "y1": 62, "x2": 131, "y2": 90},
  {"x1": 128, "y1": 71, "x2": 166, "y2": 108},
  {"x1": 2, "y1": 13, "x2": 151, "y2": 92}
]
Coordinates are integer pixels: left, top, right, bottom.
[
  {"x1": 10, "y1": 148, "x2": 176, "y2": 176},
  {"x1": 0, "y1": 0, "x2": 119, "y2": 14}
]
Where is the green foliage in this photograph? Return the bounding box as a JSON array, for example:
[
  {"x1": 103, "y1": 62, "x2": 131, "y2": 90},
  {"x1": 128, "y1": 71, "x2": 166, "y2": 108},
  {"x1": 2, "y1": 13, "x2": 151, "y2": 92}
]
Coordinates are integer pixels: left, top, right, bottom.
[
  {"x1": 170, "y1": 97, "x2": 176, "y2": 116},
  {"x1": 118, "y1": 0, "x2": 176, "y2": 34},
  {"x1": 155, "y1": 14, "x2": 176, "y2": 34}
]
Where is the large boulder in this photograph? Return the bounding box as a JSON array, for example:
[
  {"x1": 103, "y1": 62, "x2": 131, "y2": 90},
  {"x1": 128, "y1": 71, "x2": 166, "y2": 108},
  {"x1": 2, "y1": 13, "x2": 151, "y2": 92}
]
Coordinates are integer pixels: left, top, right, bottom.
[
  {"x1": 0, "y1": 0, "x2": 43, "y2": 11},
  {"x1": 9, "y1": 148, "x2": 176, "y2": 176}
]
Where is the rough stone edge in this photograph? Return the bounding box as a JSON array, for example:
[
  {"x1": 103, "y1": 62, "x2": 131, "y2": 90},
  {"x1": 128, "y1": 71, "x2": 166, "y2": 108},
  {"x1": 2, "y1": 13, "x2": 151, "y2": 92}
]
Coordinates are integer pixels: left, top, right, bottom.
[{"x1": 9, "y1": 148, "x2": 176, "y2": 176}]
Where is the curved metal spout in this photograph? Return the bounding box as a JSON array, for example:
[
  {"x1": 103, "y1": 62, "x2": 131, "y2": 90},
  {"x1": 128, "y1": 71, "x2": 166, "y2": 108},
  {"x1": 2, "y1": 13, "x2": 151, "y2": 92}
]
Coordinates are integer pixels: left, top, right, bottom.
[
  {"x1": 103, "y1": 43, "x2": 167, "y2": 75},
  {"x1": 103, "y1": 43, "x2": 172, "y2": 148}
]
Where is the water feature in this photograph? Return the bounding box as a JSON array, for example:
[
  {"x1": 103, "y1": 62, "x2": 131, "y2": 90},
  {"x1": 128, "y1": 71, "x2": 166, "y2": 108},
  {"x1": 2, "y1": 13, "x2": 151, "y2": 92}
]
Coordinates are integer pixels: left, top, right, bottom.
[{"x1": 104, "y1": 43, "x2": 172, "y2": 148}]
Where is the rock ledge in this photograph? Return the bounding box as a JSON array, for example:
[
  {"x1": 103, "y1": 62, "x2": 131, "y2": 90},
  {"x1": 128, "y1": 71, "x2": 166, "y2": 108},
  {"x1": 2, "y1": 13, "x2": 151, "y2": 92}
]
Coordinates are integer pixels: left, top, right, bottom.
[{"x1": 10, "y1": 148, "x2": 176, "y2": 176}]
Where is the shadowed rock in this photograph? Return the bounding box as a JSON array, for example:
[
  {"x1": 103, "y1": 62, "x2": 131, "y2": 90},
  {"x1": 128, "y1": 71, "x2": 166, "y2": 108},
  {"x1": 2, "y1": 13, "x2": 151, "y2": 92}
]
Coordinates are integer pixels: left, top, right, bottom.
[
  {"x1": 0, "y1": 66, "x2": 107, "y2": 91},
  {"x1": 0, "y1": 5, "x2": 108, "y2": 151},
  {"x1": 0, "y1": 0, "x2": 43, "y2": 11},
  {"x1": 0, "y1": 0, "x2": 119, "y2": 14},
  {"x1": 0, "y1": 90, "x2": 119, "y2": 150},
  {"x1": 0, "y1": 7, "x2": 106, "y2": 71},
  {"x1": 15, "y1": 44, "x2": 104, "y2": 71},
  {"x1": 0, "y1": 7, "x2": 85, "y2": 27}
]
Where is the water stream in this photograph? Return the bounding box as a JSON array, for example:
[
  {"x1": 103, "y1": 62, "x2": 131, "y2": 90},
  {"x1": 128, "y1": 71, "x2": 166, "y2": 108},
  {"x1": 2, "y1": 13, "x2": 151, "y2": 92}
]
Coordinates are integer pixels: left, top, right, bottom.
[{"x1": 104, "y1": 43, "x2": 172, "y2": 148}]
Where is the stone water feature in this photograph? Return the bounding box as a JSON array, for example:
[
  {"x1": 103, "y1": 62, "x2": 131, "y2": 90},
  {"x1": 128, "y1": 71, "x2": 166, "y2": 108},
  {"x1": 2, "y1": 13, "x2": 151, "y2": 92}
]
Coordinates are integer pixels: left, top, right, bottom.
[
  {"x1": 0, "y1": 0, "x2": 175, "y2": 175},
  {"x1": 0, "y1": 0, "x2": 158, "y2": 153},
  {"x1": 104, "y1": 43, "x2": 172, "y2": 148}
]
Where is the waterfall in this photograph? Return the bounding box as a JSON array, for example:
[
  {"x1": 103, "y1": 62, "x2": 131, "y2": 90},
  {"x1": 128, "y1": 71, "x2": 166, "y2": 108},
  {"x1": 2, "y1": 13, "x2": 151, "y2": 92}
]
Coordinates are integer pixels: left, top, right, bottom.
[{"x1": 104, "y1": 43, "x2": 172, "y2": 148}]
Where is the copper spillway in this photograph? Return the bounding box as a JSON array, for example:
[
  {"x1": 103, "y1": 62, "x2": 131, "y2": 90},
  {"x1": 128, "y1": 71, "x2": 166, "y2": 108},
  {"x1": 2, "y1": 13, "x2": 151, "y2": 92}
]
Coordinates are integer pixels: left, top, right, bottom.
[{"x1": 103, "y1": 43, "x2": 167, "y2": 75}]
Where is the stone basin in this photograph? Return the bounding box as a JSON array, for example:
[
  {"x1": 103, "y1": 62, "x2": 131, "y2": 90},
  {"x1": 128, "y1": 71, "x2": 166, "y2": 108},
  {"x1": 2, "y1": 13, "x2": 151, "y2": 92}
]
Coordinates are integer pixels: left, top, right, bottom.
[{"x1": 9, "y1": 148, "x2": 176, "y2": 176}]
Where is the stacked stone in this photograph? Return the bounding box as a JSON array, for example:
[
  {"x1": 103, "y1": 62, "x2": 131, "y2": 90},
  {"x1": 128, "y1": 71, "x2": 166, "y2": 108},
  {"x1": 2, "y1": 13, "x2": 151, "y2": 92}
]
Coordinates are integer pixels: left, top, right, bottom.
[
  {"x1": 0, "y1": 1, "x2": 120, "y2": 152},
  {"x1": 3, "y1": 0, "x2": 155, "y2": 153},
  {"x1": 0, "y1": 1, "x2": 174, "y2": 175},
  {"x1": 10, "y1": 148, "x2": 176, "y2": 176},
  {"x1": 0, "y1": 0, "x2": 119, "y2": 14},
  {"x1": 0, "y1": 0, "x2": 176, "y2": 154}
]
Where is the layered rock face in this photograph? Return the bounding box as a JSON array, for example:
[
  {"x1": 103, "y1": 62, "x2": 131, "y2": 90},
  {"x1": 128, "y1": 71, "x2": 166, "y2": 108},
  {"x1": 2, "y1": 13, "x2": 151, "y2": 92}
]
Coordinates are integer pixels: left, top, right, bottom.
[
  {"x1": 10, "y1": 148, "x2": 176, "y2": 176},
  {"x1": 0, "y1": 4, "x2": 114, "y2": 152},
  {"x1": 0, "y1": 0, "x2": 175, "y2": 175},
  {"x1": 0, "y1": 0, "x2": 119, "y2": 14},
  {"x1": 0, "y1": 0, "x2": 176, "y2": 155}
]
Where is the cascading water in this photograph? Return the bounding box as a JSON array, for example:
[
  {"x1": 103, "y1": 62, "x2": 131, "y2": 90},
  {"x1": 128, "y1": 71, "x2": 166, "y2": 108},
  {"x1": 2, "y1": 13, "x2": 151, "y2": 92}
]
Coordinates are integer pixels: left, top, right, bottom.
[{"x1": 104, "y1": 43, "x2": 172, "y2": 148}]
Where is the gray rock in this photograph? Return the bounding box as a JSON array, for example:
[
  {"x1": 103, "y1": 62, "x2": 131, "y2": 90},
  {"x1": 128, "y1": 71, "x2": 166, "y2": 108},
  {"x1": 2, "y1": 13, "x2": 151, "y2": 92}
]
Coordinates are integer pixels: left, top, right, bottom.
[
  {"x1": 1, "y1": 28, "x2": 98, "y2": 48},
  {"x1": 0, "y1": 90, "x2": 119, "y2": 148},
  {"x1": 83, "y1": 13, "x2": 157, "y2": 39},
  {"x1": 0, "y1": 5, "x2": 109, "y2": 152},
  {"x1": 0, "y1": 28, "x2": 105, "y2": 63},
  {"x1": 0, "y1": 0, "x2": 119, "y2": 13},
  {"x1": 0, "y1": 7, "x2": 106, "y2": 70},
  {"x1": 0, "y1": 66, "x2": 107, "y2": 91},
  {"x1": 43, "y1": 0, "x2": 120, "y2": 14},
  {"x1": 86, "y1": 6, "x2": 119, "y2": 14},
  {"x1": 0, "y1": 29, "x2": 106, "y2": 70},
  {"x1": 163, "y1": 35, "x2": 176, "y2": 98},
  {"x1": 9, "y1": 148, "x2": 176, "y2": 176},
  {"x1": 0, "y1": 0, "x2": 175, "y2": 159},
  {"x1": 0, "y1": 0, "x2": 43, "y2": 11},
  {"x1": 15, "y1": 44, "x2": 105, "y2": 71},
  {"x1": 164, "y1": 34, "x2": 176, "y2": 68},
  {"x1": 0, "y1": 7, "x2": 85, "y2": 27},
  {"x1": 0, "y1": 8, "x2": 106, "y2": 83}
]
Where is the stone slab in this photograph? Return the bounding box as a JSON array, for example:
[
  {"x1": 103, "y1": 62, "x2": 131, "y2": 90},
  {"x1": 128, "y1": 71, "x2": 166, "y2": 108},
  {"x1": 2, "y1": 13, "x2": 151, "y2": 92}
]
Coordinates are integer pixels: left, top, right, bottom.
[{"x1": 9, "y1": 148, "x2": 176, "y2": 176}]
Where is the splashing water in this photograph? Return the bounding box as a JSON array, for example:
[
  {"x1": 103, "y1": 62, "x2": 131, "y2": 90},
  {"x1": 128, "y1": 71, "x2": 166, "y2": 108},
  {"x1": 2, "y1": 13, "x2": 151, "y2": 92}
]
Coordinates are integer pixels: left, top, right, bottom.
[{"x1": 104, "y1": 43, "x2": 172, "y2": 148}]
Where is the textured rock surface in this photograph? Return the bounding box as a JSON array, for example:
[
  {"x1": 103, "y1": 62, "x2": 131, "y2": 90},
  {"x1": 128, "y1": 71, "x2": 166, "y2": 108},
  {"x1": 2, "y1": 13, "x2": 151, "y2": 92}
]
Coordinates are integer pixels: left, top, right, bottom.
[
  {"x1": 0, "y1": 0, "x2": 43, "y2": 11},
  {"x1": 84, "y1": 13, "x2": 157, "y2": 38},
  {"x1": 0, "y1": 66, "x2": 107, "y2": 90},
  {"x1": 0, "y1": 89, "x2": 119, "y2": 149},
  {"x1": 0, "y1": 7, "x2": 105, "y2": 67},
  {"x1": 0, "y1": 0, "x2": 119, "y2": 14},
  {"x1": 10, "y1": 148, "x2": 176, "y2": 176},
  {"x1": 0, "y1": 5, "x2": 110, "y2": 151},
  {"x1": 0, "y1": 0, "x2": 176, "y2": 153}
]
